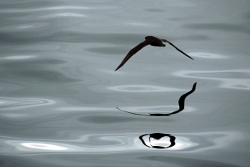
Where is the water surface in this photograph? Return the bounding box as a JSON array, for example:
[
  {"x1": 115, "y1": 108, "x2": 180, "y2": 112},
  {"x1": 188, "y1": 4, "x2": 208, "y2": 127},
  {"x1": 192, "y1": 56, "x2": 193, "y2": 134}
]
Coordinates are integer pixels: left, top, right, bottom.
[{"x1": 0, "y1": 0, "x2": 250, "y2": 166}]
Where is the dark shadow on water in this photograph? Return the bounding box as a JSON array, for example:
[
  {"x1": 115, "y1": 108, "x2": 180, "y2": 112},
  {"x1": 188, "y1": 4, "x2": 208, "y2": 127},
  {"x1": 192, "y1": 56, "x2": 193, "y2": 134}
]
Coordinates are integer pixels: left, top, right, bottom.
[
  {"x1": 117, "y1": 82, "x2": 197, "y2": 116},
  {"x1": 139, "y1": 133, "x2": 175, "y2": 149}
]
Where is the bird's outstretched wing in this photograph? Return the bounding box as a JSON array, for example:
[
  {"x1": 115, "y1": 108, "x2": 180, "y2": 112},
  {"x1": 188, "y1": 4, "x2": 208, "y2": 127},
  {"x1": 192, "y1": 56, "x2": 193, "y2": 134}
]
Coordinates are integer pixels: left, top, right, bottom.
[
  {"x1": 115, "y1": 41, "x2": 148, "y2": 71},
  {"x1": 161, "y1": 39, "x2": 194, "y2": 60}
]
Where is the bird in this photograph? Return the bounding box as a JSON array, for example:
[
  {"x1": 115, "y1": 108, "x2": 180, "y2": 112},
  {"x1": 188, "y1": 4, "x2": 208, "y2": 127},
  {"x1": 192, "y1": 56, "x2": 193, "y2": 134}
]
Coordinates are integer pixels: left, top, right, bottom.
[{"x1": 115, "y1": 36, "x2": 194, "y2": 71}]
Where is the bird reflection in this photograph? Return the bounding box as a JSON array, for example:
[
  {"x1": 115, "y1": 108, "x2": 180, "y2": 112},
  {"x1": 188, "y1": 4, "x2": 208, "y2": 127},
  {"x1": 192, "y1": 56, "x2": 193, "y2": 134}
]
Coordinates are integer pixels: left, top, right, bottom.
[
  {"x1": 117, "y1": 82, "x2": 197, "y2": 116},
  {"x1": 139, "y1": 133, "x2": 176, "y2": 149},
  {"x1": 115, "y1": 36, "x2": 194, "y2": 71}
]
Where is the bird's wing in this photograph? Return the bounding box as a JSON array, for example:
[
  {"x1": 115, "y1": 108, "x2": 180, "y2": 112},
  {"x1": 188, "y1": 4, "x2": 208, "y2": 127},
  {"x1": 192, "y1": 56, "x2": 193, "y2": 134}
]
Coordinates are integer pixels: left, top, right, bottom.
[
  {"x1": 161, "y1": 39, "x2": 194, "y2": 60},
  {"x1": 115, "y1": 41, "x2": 148, "y2": 71}
]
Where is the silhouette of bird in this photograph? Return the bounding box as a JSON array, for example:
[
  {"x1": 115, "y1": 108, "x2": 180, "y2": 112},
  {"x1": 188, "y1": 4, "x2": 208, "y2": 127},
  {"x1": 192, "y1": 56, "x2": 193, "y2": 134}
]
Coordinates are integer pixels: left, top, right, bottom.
[{"x1": 115, "y1": 36, "x2": 194, "y2": 71}]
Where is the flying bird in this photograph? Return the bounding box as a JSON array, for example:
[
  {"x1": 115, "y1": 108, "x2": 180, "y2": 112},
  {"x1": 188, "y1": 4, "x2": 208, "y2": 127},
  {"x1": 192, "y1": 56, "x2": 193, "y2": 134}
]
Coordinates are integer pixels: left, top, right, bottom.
[{"x1": 115, "y1": 36, "x2": 194, "y2": 71}]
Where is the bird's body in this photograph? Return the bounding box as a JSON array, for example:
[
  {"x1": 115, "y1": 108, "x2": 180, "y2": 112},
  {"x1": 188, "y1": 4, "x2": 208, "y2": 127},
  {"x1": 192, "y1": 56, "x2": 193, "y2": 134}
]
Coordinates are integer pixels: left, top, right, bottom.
[
  {"x1": 115, "y1": 36, "x2": 193, "y2": 71},
  {"x1": 145, "y1": 36, "x2": 166, "y2": 47}
]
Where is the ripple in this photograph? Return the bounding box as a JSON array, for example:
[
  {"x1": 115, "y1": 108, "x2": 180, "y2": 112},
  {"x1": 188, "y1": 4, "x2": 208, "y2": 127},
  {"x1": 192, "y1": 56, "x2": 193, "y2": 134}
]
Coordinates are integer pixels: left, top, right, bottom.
[
  {"x1": 190, "y1": 52, "x2": 228, "y2": 59},
  {"x1": 21, "y1": 143, "x2": 68, "y2": 151},
  {"x1": 167, "y1": 136, "x2": 197, "y2": 150},
  {"x1": 0, "y1": 131, "x2": 243, "y2": 154},
  {"x1": 173, "y1": 69, "x2": 250, "y2": 90},
  {"x1": 1, "y1": 134, "x2": 137, "y2": 154},
  {"x1": 40, "y1": 13, "x2": 87, "y2": 18},
  {"x1": 2, "y1": 55, "x2": 38, "y2": 60},
  {"x1": 125, "y1": 22, "x2": 161, "y2": 28},
  {"x1": 0, "y1": 23, "x2": 49, "y2": 32},
  {"x1": 55, "y1": 106, "x2": 114, "y2": 112},
  {"x1": 108, "y1": 85, "x2": 183, "y2": 92},
  {"x1": 5, "y1": 140, "x2": 77, "y2": 153},
  {"x1": 0, "y1": 97, "x2": 55, "y2": 110},
  {"x1": 79, "y1": 115, "x2": 137, "y2": 124},
  {"x1": 140, "y1": 130, "x2": 244, "y2": 151},
  {"x1": 185, "y1": 131, "x2": 244, "y2": 152},
  {"x1": 0, "y1": 6, "x2": 91, "y2": 13}
]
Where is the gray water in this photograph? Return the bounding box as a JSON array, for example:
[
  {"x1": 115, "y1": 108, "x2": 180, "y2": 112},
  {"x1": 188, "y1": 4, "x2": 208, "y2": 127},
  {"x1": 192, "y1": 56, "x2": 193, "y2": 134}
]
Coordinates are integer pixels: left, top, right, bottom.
[{"x1": 0, "y1": 0, "x2": 250, "y2": 166}]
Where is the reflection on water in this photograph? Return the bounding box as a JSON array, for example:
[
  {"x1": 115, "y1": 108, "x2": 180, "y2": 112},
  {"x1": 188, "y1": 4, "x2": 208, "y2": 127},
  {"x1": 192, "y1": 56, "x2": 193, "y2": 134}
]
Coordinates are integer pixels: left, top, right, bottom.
[
  {"x1": 117, "y1": 82, "x2": 197, "y2": 116},
  {"x1": 1, "y1": 130, "x2": 242, "y2": 155},
  {"x1": 139, "y1": 133, "x2": 176, "y2": 149}
]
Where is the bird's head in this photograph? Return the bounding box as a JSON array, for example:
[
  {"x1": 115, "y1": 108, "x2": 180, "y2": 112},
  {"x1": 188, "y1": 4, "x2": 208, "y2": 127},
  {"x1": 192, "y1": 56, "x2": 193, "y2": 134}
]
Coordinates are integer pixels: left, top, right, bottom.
[{"x1": 145, "y1": 36, "x2": 154, "y2": 41}]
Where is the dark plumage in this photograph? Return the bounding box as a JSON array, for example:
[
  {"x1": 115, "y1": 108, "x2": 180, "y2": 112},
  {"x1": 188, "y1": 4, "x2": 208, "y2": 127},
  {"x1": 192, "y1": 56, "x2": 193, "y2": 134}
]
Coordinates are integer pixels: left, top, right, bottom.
[{"x1": 115, "y1": 36, "x2": 193, "y2": 71}]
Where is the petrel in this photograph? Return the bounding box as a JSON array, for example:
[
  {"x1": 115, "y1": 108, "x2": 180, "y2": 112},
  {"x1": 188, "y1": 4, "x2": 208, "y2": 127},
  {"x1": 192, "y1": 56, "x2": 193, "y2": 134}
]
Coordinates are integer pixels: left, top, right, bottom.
[{"x1": 115, "y1": 36, "x2": 194, "y2": 71}]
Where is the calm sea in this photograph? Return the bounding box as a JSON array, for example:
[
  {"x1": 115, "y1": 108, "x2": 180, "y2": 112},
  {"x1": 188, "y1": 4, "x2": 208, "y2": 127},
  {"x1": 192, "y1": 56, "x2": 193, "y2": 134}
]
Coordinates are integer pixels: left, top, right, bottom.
[{"x1": 0, "y1": 0, "x2": 250, "y2": 166}]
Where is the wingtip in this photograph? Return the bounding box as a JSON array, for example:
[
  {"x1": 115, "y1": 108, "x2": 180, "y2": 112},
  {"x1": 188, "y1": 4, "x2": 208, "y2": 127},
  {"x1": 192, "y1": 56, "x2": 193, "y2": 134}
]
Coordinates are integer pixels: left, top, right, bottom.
[
  {"x1": 114, "y1": 65, "x2": 122, "y2": 71},
  {"x1": 186, "y1": 55, "x2": 194, "y2": 60}
]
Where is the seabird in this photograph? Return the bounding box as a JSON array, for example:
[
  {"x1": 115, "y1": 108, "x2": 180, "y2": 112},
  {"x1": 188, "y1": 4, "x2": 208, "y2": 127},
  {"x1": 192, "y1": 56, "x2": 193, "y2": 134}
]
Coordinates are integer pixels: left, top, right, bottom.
[{"x1": 115, "y1": 36, "x2": 193, "y2": 71}]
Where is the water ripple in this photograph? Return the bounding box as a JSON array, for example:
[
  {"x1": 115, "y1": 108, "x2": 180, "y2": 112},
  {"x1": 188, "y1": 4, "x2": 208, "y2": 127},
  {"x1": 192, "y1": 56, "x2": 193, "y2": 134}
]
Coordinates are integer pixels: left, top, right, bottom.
[
  {"x1": 0, "y1": 97, "x2": 55, "y2": 110},
  {"x1": 1, "y1": 55, "x2": 38, "y2": 60},
  {"x1": 40, "y1": 13, "x2": 87, "y2": 18},
  {"x1": 0, "y1": 131, "x2": 242, "y2": 154},
  {"x1": 5, "y1": 140, "x2": 77, "y2": 153},
  {"x1": 0, "y1": 6, "x2": 91, "y2": 13},
  {"x1": 1, "y1": 134, "x2": 137, "y2": 154},
  {"x1": 190, "y1": 52, "x2": 228, "y2": 59},
  {"x1": 173, "y1": 69, "x2": 250, "y2": 90},
  {"x1": 125, "y1": 22, "x2": 161, "y2": 28},
  {"x1": 108, "y1": 85, "x2": 183, "y2": 92},
  {"x1": 0, "y1": 23, "x2": 49, "y2": 32}
]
